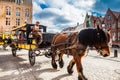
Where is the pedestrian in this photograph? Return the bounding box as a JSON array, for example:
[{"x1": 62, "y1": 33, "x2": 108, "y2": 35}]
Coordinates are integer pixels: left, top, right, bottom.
[{"x1": 22, "y1": 31, "x2": 26, "y2": 40}]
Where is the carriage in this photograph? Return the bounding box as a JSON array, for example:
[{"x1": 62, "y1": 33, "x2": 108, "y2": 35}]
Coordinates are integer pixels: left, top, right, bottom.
[
  {"x1": 10, "y1": 24, "x2": 55, "y2": 66},
  {"x1": 0, "y1": 33, "x2": 12, "y2": 50}
]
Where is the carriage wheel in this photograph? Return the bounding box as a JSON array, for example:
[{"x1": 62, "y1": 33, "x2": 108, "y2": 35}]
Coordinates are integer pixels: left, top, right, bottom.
[
  {"x1": 45, "y1": 52, "x2": 51, "y2": 58},
  {"x1": 12, "y1": 49, "x2": 17, "y2": 57},
  {"x1": 44, "y1": 48, "x2": 52, "y2": 58},
  {"x1": 29, "y1": 49, "x2": 35, "y2": 66},
  {"x1": 3, "y1": 44, "x2": 7, "y2": 50},
  {"x1": 44, "y1": 50, "x2": 52, "y2": 58}
]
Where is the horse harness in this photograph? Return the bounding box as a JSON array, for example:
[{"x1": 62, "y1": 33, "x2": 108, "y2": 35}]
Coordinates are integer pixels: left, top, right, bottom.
[
  {"x1": 51, "y1": 32, "x2": 77, "y2": 56},
  {"x1": 96, "y1": 30, "x2": 110, "y2": 52}
]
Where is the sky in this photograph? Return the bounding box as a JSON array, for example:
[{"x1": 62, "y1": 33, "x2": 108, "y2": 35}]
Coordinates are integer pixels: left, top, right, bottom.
[{"x1": 32, "y1": 0, "x2": 120, "y2": 33}]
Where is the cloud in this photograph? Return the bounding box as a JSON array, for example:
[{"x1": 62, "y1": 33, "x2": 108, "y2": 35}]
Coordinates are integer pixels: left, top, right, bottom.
[
  {"x1": 34, "y1": 8, "x2": 60, "y2": 19},
  {"x1": 92, "y1": 0, "x2": 120, "y2": 14},
  {"x1": 32, "y1": 0, "x2": 96, "y2": 33},
  {"x1": 32, "y1": 1, "x2": 42, "y2": 14},
  {"x1": 68, "y1": 0, "x2": 96, "y2": 11},
  {"x1": 53, "y1": 15, "x2": 72, "y2": 25}
]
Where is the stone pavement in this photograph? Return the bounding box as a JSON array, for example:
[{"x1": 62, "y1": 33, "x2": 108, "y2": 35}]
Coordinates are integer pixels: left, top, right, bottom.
[{"x1": 0, "y1": 47, "x2": 120, "y2": 80}]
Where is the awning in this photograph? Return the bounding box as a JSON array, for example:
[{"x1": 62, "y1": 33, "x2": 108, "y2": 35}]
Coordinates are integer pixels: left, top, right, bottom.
[{"x1": 11, "y1": 24, "x2": 27, "y2": 31}]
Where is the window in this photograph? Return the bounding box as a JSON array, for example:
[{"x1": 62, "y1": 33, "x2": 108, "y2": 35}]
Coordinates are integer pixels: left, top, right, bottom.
[
  {"x1": 9, "y1": 0, "x2": 15, "y2": 2},
  {"x1": 16, "y1": 8, "x2": 20, "y2": 16},
  {"x1": 118, "y1": 21, "x2": 120, "y2": 28},
  {"x1": 107, "y1": 23, "x2": 111, "y2": 28},
  {"x1": 16, "y1": 0, "x2": 21, "y2": 4},
  {"x1": 108, "y1": 15, "x2": 111, "y2": 20},
  {"x1": 21, "y1": 0, "x2": 24, "y2": 3},
  {"x1": 6, "y1": 18, "x2": 10, "y2": 25},
  {"x1": 25, "y1": 9, "x2": 29, "y2": 17},
  {"x1": 16, "y1": 18, "x2": 20, "y2": 26},
  {"x1": 96, "y1": 19, "x2": 99, "y2": 23},
  {"x1": 118, "y1": 32, "x2": 120, "y2": 41},
  {"x1": 112, "y1": 32, "x2": 116, "y2": 41},
  {"x1": 6, "y1": 7, "x2": 11, "y2": 15}
]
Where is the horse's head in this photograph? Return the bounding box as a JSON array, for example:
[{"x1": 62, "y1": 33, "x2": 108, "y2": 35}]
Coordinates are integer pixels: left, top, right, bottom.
[{"x1": 94, "y1": 27, "x2": 110, "y2": 57}]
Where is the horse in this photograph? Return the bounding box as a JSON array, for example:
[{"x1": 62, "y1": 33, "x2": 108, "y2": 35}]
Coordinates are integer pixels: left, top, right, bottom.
[
  {"x1": 51, "y1": 31, "x2": 78, "y2": 68},
  {"x1": 51, "y1": 27, "x2": 110, "y2": 80}
]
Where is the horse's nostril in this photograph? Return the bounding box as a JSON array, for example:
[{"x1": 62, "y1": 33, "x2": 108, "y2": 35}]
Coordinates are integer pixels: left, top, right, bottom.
[{"x1": 103, "y1": 54, "x2": 109, "y2": 57}]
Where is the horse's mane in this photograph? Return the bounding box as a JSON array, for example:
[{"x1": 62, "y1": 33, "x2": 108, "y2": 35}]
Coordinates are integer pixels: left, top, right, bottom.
[{"x1": 78, "y1": 28, "x2": 109, "y2": 46}]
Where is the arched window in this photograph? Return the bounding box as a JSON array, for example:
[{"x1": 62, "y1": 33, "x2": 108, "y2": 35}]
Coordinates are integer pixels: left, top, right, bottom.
[
  {"x1": 25, "y1": 9, "x2": 29, "y2": 17},
  {"x1": 108, "y1": 15, "x2": 111, "y2": 20},
  {"x1": 6, "y1": 7, "x2": 11, "y2": 15},
  {"x1": 16, "y1": 0, "x2": 21, "y2": 4},
  {"x1": 16, "y1": 8, "x2": 20, "y2": 16}
]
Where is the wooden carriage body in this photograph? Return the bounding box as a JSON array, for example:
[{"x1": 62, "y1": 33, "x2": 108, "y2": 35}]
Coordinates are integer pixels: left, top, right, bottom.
[
  {"x1": 0, "y1": 33, "x2": 12, "y2": 49},
  {"x1": 10, "y1": 24, "x2": 55, "y2": 66}
]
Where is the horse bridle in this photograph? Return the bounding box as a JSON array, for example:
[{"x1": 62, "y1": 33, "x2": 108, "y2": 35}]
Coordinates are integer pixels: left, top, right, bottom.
[{"x1": 97, "y1": 31, "x2": 109, "y2": 52}]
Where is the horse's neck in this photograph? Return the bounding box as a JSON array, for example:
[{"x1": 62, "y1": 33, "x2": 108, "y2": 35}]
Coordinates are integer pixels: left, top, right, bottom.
[{"x1": 78, "y1": 29, "x2": 97, "y2": 46}]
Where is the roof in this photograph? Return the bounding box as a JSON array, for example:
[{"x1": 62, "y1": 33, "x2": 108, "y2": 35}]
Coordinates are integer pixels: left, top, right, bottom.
[
  {"x1": 11, "y1": 24, "x2": 27, "y2": 31},
  {"x1": 107, "y1": 8, "x2": 120, "y2": 18},
  {"x1": 112, "y1": 11, "x2": 120, "y2": 18},
  {"x1": 11, "y1": 24, "x2": 47, "y2": 31}
]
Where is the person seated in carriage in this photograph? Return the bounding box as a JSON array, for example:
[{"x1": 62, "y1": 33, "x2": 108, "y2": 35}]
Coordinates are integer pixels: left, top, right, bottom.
[{"x1": 31, "y1": 21, "x2": 42, "y2": 47}]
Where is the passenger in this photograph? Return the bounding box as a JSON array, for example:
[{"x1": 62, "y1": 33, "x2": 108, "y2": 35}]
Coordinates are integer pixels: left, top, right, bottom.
[
  {"x1": 31, "y1": 21, "x2": 42, "y2": 46},
  {"x1": 22, "y1": 32, "x2": 26, "y2": 40},
  {"x1": 19, "y1": 33, "x2": 22, "y2": 41}
]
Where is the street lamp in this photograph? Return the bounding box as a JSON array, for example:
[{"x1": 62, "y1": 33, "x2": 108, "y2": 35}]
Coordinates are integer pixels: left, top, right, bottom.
[{"x1": 102, "y1": 23, "x2": 105, "y2": 30}]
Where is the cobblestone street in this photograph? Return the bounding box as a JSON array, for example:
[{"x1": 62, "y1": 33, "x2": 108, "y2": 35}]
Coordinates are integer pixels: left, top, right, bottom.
[{"x1": 0, "y1": 47, "x2": 120, "y2": 80}]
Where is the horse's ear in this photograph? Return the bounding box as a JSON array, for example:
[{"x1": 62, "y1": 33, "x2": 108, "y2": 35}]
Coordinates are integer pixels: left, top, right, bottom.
[{"x1": 96, "y1": 25, "x2": 101, "y2": 31}]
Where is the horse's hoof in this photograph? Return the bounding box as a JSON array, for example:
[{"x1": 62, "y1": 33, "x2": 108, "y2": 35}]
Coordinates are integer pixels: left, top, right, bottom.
[
  {"x1": 78, "y1": 76, "x2": 88, "y2": 80},
  {"x1": 51, "y1": 62, "x2": 57, "y2": 69},
  {"x1": 59, "y1": 60, "x2": 64, "y2": 68},
  {"x1": 67, "y1": 65, "x2": 73, "y2": 74},
  {"x1": 78, "y1": 76, "x2": 82, "y2": 80}
]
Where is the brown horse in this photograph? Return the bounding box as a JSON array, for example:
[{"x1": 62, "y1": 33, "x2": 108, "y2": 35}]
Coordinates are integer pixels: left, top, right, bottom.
[
  {"x1": 51, "y1": 27, "x2": 110, "y2": 80},
  {"x1": 51, "y1": 31, "x2": 78, "y2": 68}
]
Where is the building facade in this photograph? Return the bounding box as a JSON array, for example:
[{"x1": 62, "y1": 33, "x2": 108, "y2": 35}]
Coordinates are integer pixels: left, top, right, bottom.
[
  {"x1": 84, "y1": 13, "x2": 104, "y2": 29},
  {"x1": 104, "y1": 8, "x2": 120, "y2": 44},
  {"x1": 0, "y1": 0, "x2": 32, "y2": 33}
]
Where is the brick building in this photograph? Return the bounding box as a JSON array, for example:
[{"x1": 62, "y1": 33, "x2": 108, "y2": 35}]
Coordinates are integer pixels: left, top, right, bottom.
[
  {"x1": 84, "y1": 8, "x2": 120, "y2": 46},
  {"x1": 84, "y1": 13, "x2": 104, "y2": 29},
  {"x1": 0, "y1": 0, "x2": 32, "y2": 33},
  {"x1": 104, "y1": 8, "x2": 120, "y2": 45}
]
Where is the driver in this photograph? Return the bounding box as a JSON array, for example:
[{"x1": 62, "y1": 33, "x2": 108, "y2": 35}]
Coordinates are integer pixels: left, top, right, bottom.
[{"x1": 32, "y1": 21, "x2": 42, "y2": 47}]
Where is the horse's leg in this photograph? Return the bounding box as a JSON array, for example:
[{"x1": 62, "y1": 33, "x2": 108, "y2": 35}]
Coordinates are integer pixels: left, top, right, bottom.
[
  {"x1": 51, "y1": 52, "x2": 57, "y2": 69},
  {"x1": 58, "y1": 51, "x2": 64, "y2": 68},
  {"x1": 67, "y1": 57, "x2": 75, "y2": 74},
  {"x1": 74, "y1": 53, "x2": 87, "y2": 80}
]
